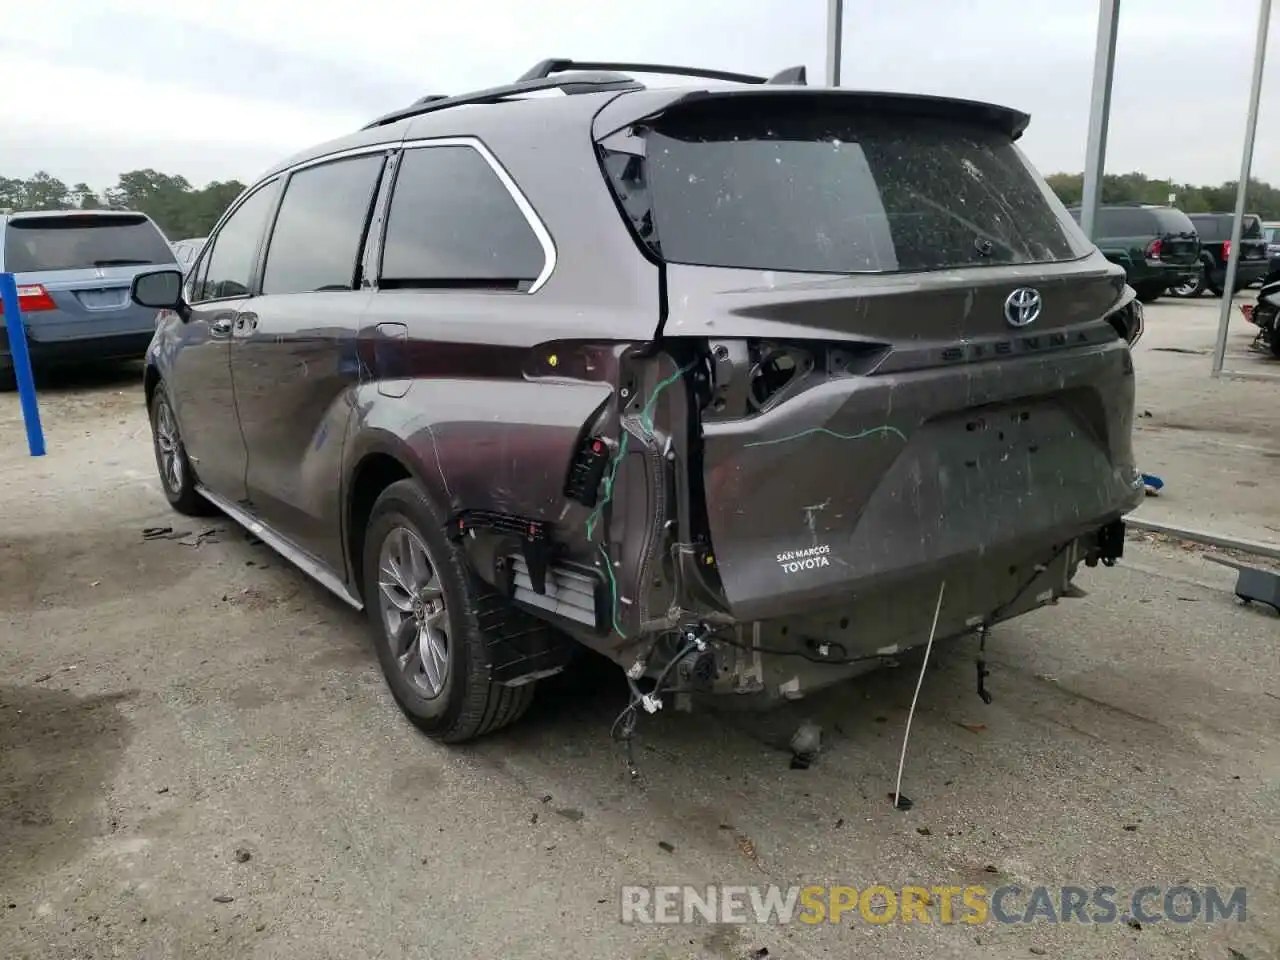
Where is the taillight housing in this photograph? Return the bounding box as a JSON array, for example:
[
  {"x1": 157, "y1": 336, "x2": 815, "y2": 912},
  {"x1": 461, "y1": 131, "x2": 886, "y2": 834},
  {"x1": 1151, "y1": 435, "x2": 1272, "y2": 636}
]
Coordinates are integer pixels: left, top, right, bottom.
[
  {"x1": 1145, "y1": 238, "x2": 1163, "y2": 260},
  {"x1": 0, "y1": 283, "x2": 57, "y2": 315},
  {"x1": 1222, "y1": 240, "x2": 1231, "y2": 262}
]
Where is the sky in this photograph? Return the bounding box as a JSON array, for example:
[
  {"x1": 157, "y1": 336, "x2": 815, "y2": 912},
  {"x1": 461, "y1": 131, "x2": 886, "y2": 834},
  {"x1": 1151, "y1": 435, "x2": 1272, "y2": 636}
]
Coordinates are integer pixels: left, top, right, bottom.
[{"x1": 0, "y1": 0, "x2": 1276, "y2": 192}]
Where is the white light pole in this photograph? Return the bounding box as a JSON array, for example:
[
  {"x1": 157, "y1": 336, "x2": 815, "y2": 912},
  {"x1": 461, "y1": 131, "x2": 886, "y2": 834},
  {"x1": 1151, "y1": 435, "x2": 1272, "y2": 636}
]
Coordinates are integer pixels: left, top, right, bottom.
[
  {"x1": 825, "y1": 0, "x2": 843, "y2": 86},
  {"x1": 1211, "y1": 0, "x2": 1272, "y2": 377},
  {"x1": 1079, "y1": 0, "x2": 1121, "y2": 241}
]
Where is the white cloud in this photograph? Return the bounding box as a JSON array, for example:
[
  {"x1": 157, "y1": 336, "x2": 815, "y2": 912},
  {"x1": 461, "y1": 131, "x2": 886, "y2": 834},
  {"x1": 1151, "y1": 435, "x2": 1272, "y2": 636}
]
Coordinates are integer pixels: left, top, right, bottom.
[{"x1": 0, "y1": 0, "x2": 1276, "y2": 189}]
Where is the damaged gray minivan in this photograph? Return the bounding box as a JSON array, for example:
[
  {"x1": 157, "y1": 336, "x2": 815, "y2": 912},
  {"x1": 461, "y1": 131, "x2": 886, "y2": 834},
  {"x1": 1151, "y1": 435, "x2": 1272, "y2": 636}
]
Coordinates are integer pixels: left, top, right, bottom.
[{"x1": 129, "y1": 59, "x2": 1146, "y2": 743}]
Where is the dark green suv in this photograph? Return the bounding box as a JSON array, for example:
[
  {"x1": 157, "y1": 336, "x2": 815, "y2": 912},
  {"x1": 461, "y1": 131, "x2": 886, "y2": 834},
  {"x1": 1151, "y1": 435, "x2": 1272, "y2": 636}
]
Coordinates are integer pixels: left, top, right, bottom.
[{"x1": 1067, "y1": 203, "x2": 1200, "y2": 303}]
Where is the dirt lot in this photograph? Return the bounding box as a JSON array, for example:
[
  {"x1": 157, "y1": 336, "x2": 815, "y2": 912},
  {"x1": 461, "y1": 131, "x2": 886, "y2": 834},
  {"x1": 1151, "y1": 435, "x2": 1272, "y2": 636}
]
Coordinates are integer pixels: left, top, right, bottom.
[{"x1": 1, "y1": 303, "x2": 1277, "y2": 960}]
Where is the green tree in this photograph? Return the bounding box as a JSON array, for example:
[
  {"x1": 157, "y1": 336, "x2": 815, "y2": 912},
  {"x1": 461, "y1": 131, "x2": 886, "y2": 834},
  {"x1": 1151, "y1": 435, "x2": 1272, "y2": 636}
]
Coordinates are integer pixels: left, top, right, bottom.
[
  {"x1": 1045, "y1": 171, "x2": 1280, "y2": 220},
  {"x1": 19, "y1": 171, "x2": 70, "y2": 211}
]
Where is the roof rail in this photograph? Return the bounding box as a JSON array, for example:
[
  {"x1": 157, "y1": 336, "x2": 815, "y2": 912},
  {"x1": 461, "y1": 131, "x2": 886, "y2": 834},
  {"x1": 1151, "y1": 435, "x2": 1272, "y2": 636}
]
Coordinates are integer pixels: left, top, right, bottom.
[
  {"x1": 518, "y1": 58, "x2": 806, "y2": 86},
  {"x1": 361, "y1": 60, "x2": 809, "y2": 130},
  {"x1": 361, "y1": 72, "x2": 643, "y2": 129}
]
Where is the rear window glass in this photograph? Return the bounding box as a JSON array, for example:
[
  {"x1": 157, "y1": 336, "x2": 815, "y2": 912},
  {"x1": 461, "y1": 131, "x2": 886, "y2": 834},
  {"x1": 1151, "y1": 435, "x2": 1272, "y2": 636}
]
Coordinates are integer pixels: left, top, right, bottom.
[
  {"x1": 3, "y1": 214, "x2": 176, "y2": 273},
  {"x1": 601, "y1": 103, "x2": 1086, "y2": 274},
  {"x1": 1097, "y1": 208, "x2": 1156, "y2": 236},
  {"x1": 1150, "y1": 208, "x2": 1196, "y2": 235},
  {"x1": 1190, "y1": 216, "x2": 1225, "y2": 241},
  {"x1": 1190, "y1": 215, "x2": 1262, "y2": 241}
]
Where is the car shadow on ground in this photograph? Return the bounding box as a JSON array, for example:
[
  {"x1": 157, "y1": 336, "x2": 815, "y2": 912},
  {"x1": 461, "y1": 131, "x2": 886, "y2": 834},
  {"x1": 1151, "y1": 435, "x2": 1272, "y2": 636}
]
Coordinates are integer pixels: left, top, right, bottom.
[{"x1": 27, "y1": 360, "x2": 144, "y2": 396}]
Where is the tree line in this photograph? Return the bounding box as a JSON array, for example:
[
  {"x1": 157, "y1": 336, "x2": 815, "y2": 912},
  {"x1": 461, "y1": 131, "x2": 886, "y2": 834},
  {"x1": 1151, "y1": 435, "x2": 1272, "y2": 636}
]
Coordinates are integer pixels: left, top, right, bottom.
[
  {"x1": 0, "y1": 170, "x2": 246, "y2": 240},
  {"x1": 1044, "y1": 171, "x2": 1280, "y2": 220},
  {"x1": 2, "y1": 167, "x2": 1277, "y2": 244}
]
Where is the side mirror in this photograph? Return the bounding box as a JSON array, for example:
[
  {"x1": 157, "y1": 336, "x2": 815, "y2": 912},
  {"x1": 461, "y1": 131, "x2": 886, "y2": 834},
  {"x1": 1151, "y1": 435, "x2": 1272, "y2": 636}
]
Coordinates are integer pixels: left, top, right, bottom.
[{"x1": 131, "y1": 269, "x2": 185, "y2": 311}]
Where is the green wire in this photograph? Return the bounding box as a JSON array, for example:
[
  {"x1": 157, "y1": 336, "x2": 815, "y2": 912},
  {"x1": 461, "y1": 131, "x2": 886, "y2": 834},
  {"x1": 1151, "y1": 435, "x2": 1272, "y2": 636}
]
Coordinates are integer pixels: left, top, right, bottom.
[{"x1": 588, "y1": 359, "x2": 698, "y2": 638}]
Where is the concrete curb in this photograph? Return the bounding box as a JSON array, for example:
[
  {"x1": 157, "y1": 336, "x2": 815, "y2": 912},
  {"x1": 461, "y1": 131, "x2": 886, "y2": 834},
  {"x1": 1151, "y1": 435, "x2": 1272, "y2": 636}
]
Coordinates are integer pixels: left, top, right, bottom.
[{"x1": 1126, "y1": 517, "x2": 1280, "y2": 562}]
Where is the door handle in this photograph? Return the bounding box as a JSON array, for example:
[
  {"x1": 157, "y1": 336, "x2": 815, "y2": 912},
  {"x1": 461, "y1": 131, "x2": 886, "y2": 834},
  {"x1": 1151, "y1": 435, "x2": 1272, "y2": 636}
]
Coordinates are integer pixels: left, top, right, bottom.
[{"x1": 211, "y1": 316, "x2": 234, "y2": 337}]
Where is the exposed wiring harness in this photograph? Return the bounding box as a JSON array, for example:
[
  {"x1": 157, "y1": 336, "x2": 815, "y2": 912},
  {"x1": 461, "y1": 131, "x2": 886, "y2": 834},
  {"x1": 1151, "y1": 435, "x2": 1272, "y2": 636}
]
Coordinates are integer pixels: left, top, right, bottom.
[
  {"x1": 610, "y1": 630, "x2": 706, "y2": 778},
  {"x1": 587, "y1": 358, "x2": 699, "y2": 639}
]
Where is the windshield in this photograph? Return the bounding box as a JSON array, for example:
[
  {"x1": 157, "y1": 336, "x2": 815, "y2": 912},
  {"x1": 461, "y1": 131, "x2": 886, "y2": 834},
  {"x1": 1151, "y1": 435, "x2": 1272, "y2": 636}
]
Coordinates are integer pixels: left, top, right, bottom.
[
  {"x1": 3, "y1": 214, "x2": 177, "y2": 272},
  {"x1": 601, "y1": 102, "x2": 1088, "y2": 274}
]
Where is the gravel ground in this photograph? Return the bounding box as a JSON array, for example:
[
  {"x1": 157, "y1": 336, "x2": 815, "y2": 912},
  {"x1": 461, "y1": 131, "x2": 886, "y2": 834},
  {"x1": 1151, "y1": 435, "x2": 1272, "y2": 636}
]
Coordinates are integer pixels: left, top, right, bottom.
[{"x1": 0, "y1": 309, "x2": 1277, "y2": 960}]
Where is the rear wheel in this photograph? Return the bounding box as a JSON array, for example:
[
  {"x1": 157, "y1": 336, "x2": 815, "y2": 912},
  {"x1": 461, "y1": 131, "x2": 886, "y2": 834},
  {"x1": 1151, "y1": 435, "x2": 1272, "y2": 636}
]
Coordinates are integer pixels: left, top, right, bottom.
[
  {"x1": 1135, "y1": 286, "x2": 1162, "y2": 304},
  {"x1": 149, "y1": 382, "x2": 215, "y2": 516},
  {"x1": 1168, "y1": 269, "x2": 1205, "y2": 299},
  {"x1": 362, "y1": 479, "x2": 535, "y2": 743}
]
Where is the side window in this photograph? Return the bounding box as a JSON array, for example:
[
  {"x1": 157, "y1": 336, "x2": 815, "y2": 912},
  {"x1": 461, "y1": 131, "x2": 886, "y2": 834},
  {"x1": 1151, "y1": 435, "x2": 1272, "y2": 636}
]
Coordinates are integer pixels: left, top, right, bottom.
[
  {"x1": 262, "y1": 154, "x2": 385, "y2": 295},
  {"x1": 379, "y1": 145, "x2": 546, "y2": 288},
  {"x1": 194, "y1": 180, "x2": 280, "y2": 302}
]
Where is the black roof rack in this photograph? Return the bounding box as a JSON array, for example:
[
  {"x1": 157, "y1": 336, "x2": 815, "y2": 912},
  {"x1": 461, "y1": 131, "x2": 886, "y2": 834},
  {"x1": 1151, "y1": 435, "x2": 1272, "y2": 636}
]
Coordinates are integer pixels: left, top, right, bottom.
[
  {"x1": 361, "y1": 72, "x2": 643, "y2": 129},
  {"x1": 517, "y1": 58, "x2": 807, "y2": 87},
  {"x1": 362, "y1": 59, "x2": 808, "y2": 130}
]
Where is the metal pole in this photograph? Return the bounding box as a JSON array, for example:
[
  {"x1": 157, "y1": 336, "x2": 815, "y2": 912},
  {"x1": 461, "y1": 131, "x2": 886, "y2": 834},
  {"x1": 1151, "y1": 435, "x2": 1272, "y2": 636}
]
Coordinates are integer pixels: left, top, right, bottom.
[
  {"x1": 0, "y1": 272, "x2": 47, "y2": 457},
  {"x1": 825, "y1": 0, "x2": 843, "y2": 86},
  {"x1": 1079, "y1": 0, "x2": 1121, "y2": 240},
  {"x1": 1212, "y1": 0, "x2": 1271, "y2": 377}
]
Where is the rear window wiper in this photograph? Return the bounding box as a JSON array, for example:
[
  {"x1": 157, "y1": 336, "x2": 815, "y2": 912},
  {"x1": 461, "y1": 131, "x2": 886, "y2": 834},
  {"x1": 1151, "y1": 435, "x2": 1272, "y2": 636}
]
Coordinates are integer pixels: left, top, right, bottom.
[{"x1": 93, "y1": 258, "x2": 152, "y2": 267}]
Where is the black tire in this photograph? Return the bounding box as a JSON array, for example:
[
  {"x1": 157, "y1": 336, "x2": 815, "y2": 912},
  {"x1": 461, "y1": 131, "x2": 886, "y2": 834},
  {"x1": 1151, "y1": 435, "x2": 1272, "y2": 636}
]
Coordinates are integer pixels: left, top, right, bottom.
[
  {"x1": 0, "y1": 364, "x2": 14, "y2": 392},
  {"x1": 148, "y1": 381, "x2": 216, "y2": 516},
  {"x1": 362, "y1": 479, "x2": 535, "y2": 743},
  {"x1": 1135, "y1": 287, "x2": 1161, "y2": 304}
]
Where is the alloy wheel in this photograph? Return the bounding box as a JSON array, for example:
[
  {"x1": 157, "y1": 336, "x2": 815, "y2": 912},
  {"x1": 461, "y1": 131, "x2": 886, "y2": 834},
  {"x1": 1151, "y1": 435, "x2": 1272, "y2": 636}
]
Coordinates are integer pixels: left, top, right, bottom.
[
  {"x1": 154, "y1": 399, "x2": 183, "y2": 493},
  {"x1": 377, "y1": 526, "x2": 450, "y2": 698}
]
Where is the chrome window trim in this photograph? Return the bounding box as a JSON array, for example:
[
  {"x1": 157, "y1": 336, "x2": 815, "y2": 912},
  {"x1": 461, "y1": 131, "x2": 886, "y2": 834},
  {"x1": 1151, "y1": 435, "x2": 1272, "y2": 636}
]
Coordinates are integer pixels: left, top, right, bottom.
[{"x1": 399, "y1": 135, "x2": 557, "y2": 294}]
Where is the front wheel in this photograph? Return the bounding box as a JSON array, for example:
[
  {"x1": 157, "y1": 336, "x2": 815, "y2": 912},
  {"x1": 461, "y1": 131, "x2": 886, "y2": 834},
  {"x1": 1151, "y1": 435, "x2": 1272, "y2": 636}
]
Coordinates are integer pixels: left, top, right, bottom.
[
  {"x1": 149, "y1": 382, "x2": 215, "y2": 516},
  {"x1": 362, "y1": 479, "x2": 535, "y2": 743}
]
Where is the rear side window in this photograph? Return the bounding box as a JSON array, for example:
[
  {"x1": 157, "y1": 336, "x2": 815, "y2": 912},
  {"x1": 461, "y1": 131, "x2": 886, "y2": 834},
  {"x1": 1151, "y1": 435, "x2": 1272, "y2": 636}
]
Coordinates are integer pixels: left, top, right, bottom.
[
  {"x1": 600, "y1": 102, "x2": 1087, "y2": 274},
  {"x1": 379, "y1": 145, "x2": 546, "y2": 288},
  {"x1": 3, "y1": 214, "x2": 176, "y2": 273},
  {"x1": 262, "y1": 154, "x2": 385, "y2": 295}
]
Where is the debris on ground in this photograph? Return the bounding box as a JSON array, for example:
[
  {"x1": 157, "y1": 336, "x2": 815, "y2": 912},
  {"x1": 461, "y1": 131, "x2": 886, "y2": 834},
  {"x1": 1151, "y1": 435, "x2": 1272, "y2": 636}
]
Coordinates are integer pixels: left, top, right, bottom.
[
  {"x1": 142, "y1": 526, "x2": 193, "y2": 541},
  {"x1": 957, "y1": 722, "x2": 987, "y2": 734},
  {"x1": 788, "y1": 721, "x2": 822, "y2": 769},
  {"x1": 734, "y1": 831, "x2": 760, "y2": 867},
  {"x1": 234, "y1": 847, "x2": 252, "y2": 863},
  {"x1": 657, "y1": 841, "x2": 675, "y2": 853},
  {"x1": 178, "y1": 528, "x2": 221, "y2": 548},
  {"x1": 212, "y1": 895, "x2": 234, "y2": 904}
]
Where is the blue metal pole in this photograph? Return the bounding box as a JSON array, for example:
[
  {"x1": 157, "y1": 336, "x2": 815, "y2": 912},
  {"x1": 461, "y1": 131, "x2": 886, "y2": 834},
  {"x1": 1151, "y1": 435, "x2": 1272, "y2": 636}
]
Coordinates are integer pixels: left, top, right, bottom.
[{"x1": 0, "y1": 272, "x2": 47, "y2": 456}]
